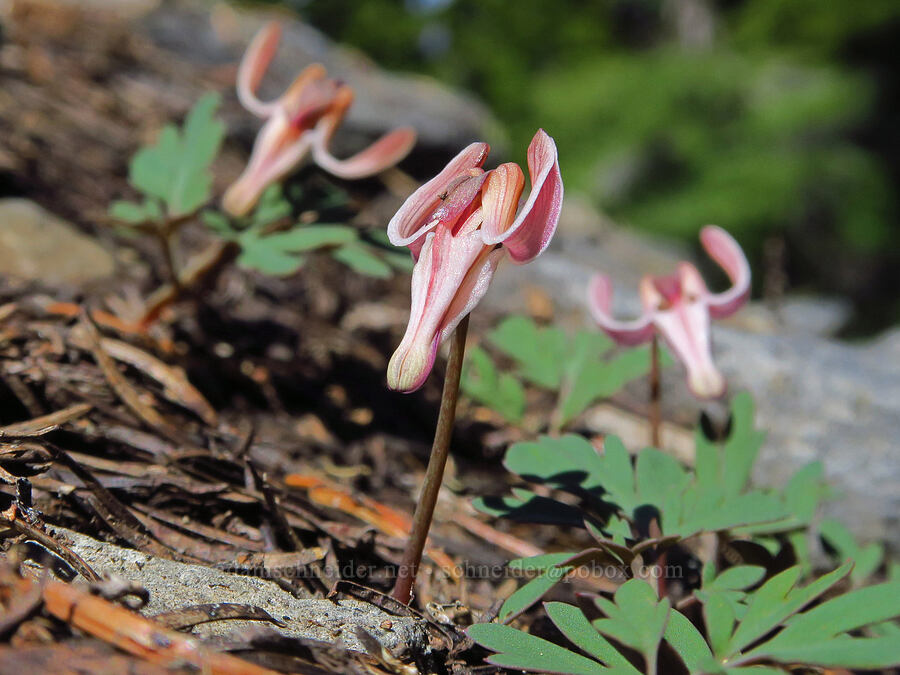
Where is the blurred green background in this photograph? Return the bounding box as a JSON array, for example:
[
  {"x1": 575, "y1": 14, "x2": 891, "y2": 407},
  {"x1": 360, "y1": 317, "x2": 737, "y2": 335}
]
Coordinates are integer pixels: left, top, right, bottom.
[{"x1": 270, "y1": 0, "x2": 900, "y2": 334}]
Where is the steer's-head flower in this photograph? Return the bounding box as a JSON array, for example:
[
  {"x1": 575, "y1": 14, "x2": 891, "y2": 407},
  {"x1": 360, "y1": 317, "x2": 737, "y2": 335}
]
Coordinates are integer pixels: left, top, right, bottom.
[
  {"x1": 223, "y1": 22, "x2": 417, "y2": 217},
  {"x1": 588, "y1": 225, "x2": 750, "y2": 399},
  {"x1": 386, "y1": 129, "x2": 563, "y2": 392}
]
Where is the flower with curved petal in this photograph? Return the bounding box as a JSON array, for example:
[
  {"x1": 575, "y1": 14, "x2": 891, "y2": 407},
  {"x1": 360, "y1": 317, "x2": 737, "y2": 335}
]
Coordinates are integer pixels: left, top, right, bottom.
[
  {"x1": 588, "y1": 225, "x2": 750, "y2": 399},
  {"x1": 223, "y1": 22, "x2": 417, "y2": 217},
  {"x1": 387, "y1": 129, "x2": 564, "y2": 392}
]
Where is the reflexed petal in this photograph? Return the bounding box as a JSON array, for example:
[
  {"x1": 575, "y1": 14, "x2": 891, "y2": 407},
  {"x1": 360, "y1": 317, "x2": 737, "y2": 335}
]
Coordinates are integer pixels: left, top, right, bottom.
[
  {"x1": 237, "y1": 22, "x2": 284, "y2": 118},
  {"x1": 386, "y1": 226, "x2": 497, "y2": 392},
  {"x1": 654, "y1": 301, "x2": 726, "y2": 399},
  {"x1": 222, "y1": 111, "x2": 313, "y2": 216},
  {"x1": 310, "y1": 84, "x2": 416, "y2": 177},
  {"x1": 312, "y1": 126, "x2": 416, "y2": 180},
  {"x1": 482, "y1": 129, "x2": 563, "y2": 263},
  {"x1": 387, "y1": 142, "x2": 490, "y2": 257},
  {"x1": 588, "y1": 274, "x2": 654, "y2": 346},
  {"x1": 480, "y1": 162, "x2": 525, "y2": 243},
  {"x1": 700, "y1": 225, "x2": 751, "y2": 319}
]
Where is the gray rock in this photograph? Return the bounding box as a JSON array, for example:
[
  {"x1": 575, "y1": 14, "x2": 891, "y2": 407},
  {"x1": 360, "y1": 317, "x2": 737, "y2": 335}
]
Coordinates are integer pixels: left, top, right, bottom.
[
  {"x1": 0, "y1": 199, "x2": 115, "y2": 286},
  {"x1": 50, "y1": 527, "x2": 427, "y2": 654},
  {"x1": 714, "y1": 326, "x2": 900, "y2": 550},
  {"x1": 485, "y1": 197, "x2": 900, "y2": 552}
]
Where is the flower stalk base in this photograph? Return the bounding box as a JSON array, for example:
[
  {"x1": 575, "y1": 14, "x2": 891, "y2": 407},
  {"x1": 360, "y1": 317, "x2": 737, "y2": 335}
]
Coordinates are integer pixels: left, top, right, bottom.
[{"x1": 391, "y1": 315, "x2": 469, "y2": 605}]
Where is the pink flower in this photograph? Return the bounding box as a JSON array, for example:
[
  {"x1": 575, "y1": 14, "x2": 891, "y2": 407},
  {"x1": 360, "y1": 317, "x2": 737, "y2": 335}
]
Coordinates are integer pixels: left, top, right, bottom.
[
  {"x1": 223, "y1": 22, "x2": 417, "y2": 216},
  {"x1": 387, "y1": 130, "x2": 564, "y2": 392},
  {"x1": 588, "y1": 226, "x2": 750, "y2": 399}
]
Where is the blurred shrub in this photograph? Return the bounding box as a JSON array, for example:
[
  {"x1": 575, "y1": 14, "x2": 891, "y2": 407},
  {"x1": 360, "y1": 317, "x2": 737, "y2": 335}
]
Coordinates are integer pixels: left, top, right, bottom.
[{"x1": 533, "y1": 50, "x2": 890, "y2": 252}]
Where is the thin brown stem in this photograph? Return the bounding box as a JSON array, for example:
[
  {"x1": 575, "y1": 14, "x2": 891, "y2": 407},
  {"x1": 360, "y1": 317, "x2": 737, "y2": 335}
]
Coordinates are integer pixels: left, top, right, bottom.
[
  {"x1": 649, "y1": 334, "x2": 661, "y2": 447},
  {"x1": 154, "y1": 226, "x2": 181, "y2": 293},
  {"x1": 138, "y1": 240, "x2": 238, "y2": 329},
  {"x1": 391, "y1": 315, "x2": 470, "y2": 605}
]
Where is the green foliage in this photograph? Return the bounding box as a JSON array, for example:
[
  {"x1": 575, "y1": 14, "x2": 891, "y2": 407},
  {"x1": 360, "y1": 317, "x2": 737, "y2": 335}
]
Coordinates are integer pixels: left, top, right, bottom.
[
  {"x1": 111, "y1": 93, "x2": 225, "y2": 221},
  {"x1": 531, "y1": 51, "x2": 888, "y2": 253},
  {"x1": 460, "y1": 315, "x2": 658, "y2": 429},
  {"x1": 467, "y1": 622, "x2": 608, "y2": 675},
  {"x1": 819, "y1": 517, "x2": 884, "y2": 585},
  {"x1": 487, "y1": 315, "x2": 570, "y2": 389},
  {"x1": 109, "y1": 198, "x2": 163, "y2": 225},
  {"x1": 499, "y1": 553, "x2": 573, "y2": 623},
  {"x1": 460, "y1": 346, "x2": 526, "y2": 423},
  {"x1": 696, "y1": 563, "x2": 767, "y2": 633},
  {"x1": 728, "y1": 0, "x2": 900, "y2": 54},
  {"x1": 592, "y1": 580, "x2": 670, "y2": 672},
  {"x1": 468, "y1": 388, "x2": 898, "y2": 672},
  {"x1": 474, "y1": 394, "x2": 806, "y2": 541},
  {"x1": 203, "y1": 186, "x2": 408, "y2": 278},
  {"x1": 469, "y1": 569, "x2": 900, "y2": 673}
]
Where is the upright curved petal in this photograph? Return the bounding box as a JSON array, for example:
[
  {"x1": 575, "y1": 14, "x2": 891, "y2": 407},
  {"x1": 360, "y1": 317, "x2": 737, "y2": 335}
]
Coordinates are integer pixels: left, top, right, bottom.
[
  {"x1": 222, "y1": 111, "x2": 313, "y2": 216},
  {"x1": 387, "y1": 222, "x2": 500, "y2": 393},
  {"x1": 237, "y1": 22, "x2": 283, "y2": 118},
  {"x1": 588, "y1": 274, "x2": 654, "y2": 346},
  {"x1": 386, "y1": 142, "x2": 490, "y2": 257},
  {"x1": 700, "y1": 225, "x2": 751, "y2": 319},
  {"x1": 674, "y1": 262, "x2": 710, "y2": 301},
  {"x1": 480, "y1": 162, "x2": 525, "y2": 241},
  {"x1": 280, "y1": 64, "x2": 334, "y2": 124},
  {"x1": 481, "y1": 129, "x2": 563, "y2": 263}
]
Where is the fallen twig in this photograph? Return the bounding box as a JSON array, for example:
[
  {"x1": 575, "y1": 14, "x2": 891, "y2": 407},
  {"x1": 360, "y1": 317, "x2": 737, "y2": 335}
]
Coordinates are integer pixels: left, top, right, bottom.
[
  {"x1": 0, "y1": 404, "x2": 92, "y2": 439},
  {"x1": 28, "y1": 575, "x2": 282, "y2": 674}
]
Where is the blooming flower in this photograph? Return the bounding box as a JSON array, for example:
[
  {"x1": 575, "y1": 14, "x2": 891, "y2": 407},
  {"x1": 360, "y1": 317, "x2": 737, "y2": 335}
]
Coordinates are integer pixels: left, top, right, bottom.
[
  {"x1": 223, "y1": 22, "x2": 417, "y2": 216},
  {"x1": 588, "y1": 225, "x2": 750, "y2": 399},
  {"x1": 386, "y1": 129, "x2": 563, "y2": 392}
]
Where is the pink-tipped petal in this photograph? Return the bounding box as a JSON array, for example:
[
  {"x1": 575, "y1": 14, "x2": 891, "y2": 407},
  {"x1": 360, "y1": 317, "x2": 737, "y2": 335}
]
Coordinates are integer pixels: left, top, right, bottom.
[
  {"x1": 386, "y1": 226, "x2": 498, "y2": 392},
  {"x1": 312, "y1": 126, "x2": 417, "y2": 180},
  {"x1": 700, "y1": 225, "x2": 751, "y2": 319},
  {"x1": 237, "y1": 22, "x2": 283, "y2": 118},
  {"x1": 653, "y1": 294, "x2": 726, "y2": 400},
  {"x1": 222, "y1": 111, "x2": 313, "y2": 216},
  {"x1": 386, "y1": 142, "x2": 490, "y2": 256},
  {"x1": 588, "y1": 274, "x2": 654, "y2": 346},
  {"x1": 480, "y1": 162, "x2": 525, "y2": 242},
  {"x1": 482, "y1": 129, "x2": 563, "y2": 263}
]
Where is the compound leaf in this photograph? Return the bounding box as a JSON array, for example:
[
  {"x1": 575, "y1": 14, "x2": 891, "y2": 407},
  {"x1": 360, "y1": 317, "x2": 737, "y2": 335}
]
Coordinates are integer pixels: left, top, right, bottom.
[
  {"x1": 129, "y1": 93, "x2": 224, "y2": 216},
  {"x1": 593, "y1": 579, "x2": 670, "y2": 669},
  {"x1": 332, "y1": 242, "x2": 393, "y2": 278},
  {"x1": 546, "y1": 602, "x2": 641, "y2": 672},
  {"x1": 488, "y1": 315, "x2": 569, "y2": 388},
  {"x1": 467, "y1": 623, "x2": 607, "y2": 675},
  {"x1": 462, "y1": 347, "x2": 526, "y2": 423}
]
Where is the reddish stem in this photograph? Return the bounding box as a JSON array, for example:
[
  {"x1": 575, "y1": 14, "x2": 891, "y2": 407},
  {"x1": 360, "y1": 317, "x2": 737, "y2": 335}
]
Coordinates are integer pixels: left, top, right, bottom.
[
  {"x1": 649, "y1": 334, "x2": 661, "y2": 447},
  {"x1": 391, "y1": 315, "x2": 469, "y2": 605}
]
